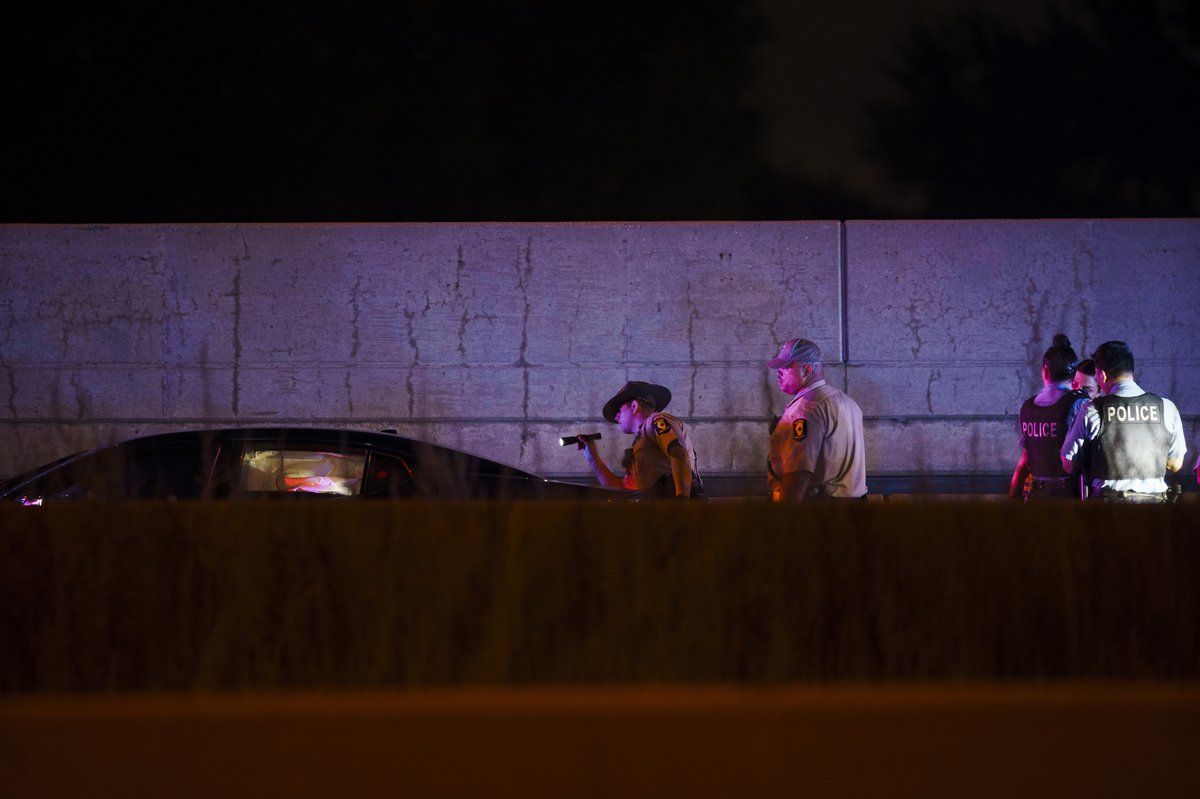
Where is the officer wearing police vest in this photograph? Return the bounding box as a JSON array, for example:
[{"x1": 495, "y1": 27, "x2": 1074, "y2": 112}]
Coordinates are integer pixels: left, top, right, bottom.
[
  {"x1": 1009, "y1": 334, "x2": 1090, "y2": 501},
  {"x1": 1060, "y1": 340, "x2": 1187, "y2": 502}
]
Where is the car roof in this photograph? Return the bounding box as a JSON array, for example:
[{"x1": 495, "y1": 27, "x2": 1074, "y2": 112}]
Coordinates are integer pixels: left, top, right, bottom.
[{"x1": 118, "y1": 426, "x2": 539, "y2": 470}]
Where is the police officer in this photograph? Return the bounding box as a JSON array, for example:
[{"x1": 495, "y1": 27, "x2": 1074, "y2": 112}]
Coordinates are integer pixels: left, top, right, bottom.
[
  {"x1": 575, "y1": 380, "x2": 705, "y2": 498},
  {"x1": 1009, "y1": 334, "x2": 1090, "y2": 501},
  {"x1": 1060, "y1": 340, "x2": 1187, "y2": 502},
  {"x1": 766, "y1": 338, "x2": 867, "y2": 502}
]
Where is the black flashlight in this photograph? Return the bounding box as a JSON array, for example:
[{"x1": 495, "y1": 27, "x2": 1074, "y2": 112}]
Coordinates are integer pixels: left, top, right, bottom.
[{"x1": 559, "y1": 433, "x2": 602, "y2": 446}]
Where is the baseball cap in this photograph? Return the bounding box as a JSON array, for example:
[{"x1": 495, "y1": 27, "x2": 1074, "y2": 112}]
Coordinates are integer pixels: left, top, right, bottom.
[{"x1": 766, "y1": 338, "x2": 822, "y2": 369}]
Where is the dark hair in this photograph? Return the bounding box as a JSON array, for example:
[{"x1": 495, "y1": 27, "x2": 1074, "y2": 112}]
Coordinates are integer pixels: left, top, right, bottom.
[
  {"x1": 1043, "y1": 334, "x2": 1078, "y2": 382},
  {"x1": 1092, "y1": 340, "x2": 1135, "y2": 377},
  {"x1": 1075, "y1": 358, "x2": 1096, "y2": 377},
  {"x1": 636, "y1": 394, "x2": 659, "y2": 411}
]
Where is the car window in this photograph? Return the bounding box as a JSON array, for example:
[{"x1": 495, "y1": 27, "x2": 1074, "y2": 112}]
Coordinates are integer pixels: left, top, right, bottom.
[
  {"x1": 237, "y1": 447, "x2": 368, "y2": 496},
  {"x1": 7, "y1": 441, "x2": 213, "y2": 502},
  {"x1": 361, "y1": 450, "x2": 417, "y2": 497},
  {"x1": 126, "y1": 442, "x2": 212, "y2": 499},
  {"x1": 12, "y1": 448, "x2": 125, "y2": 502}
]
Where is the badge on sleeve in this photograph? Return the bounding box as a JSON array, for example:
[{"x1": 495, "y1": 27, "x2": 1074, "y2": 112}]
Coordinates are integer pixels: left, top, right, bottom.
[
  {"x1": 653, "y1": 417, "x2": 672, "y2": 436},
  {"x1": 792, "y1": 419, "x2": 807, "y2": 441}
]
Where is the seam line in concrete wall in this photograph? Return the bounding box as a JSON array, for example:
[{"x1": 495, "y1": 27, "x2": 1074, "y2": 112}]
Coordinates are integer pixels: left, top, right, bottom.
[{"x1": 839, "y1": 221, "x2": 849, "y2": 365}]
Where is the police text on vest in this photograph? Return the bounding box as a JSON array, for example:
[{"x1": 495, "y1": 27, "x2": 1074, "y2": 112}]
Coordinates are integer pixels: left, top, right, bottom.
[{"x1": 1105, "y1": 404, "x2": 1159, "y2": 423}]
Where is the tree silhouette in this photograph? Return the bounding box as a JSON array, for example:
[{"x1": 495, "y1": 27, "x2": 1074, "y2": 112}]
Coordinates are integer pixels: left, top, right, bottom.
[
  {"x1": 863, "y1": 0, "x2": 1200, "y2": 218},
  {"x1": 4, "y1": 1, "x2": 772, "y2": 222}
]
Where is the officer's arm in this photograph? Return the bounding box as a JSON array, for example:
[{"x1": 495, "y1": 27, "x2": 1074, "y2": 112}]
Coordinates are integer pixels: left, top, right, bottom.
[
  {"x1": 1010, "y1": 450, "x2": 1030, "y2": 499},
  {"x1": 779, "y1": 470, "x2": 813, "y2": 503},
  {"x1": 667, "y1": 441, "x2": 692, "y2": 498},
  {"x1": 578, "y1": 438, "x2": 625, "y2": 489},
  {"x1": 778, "y1": 406, "x2": 825, "y2": 502},
  {"x1": 1060, "y1": 406, "x2": 1090, "y2": 475},
  {"x1": 1165, "y1": 401, "x2": 1186, "y2": 473}
]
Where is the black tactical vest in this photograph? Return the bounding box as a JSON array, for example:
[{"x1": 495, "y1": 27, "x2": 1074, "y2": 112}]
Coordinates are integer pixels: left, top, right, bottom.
[
  {"x1": 1019, "y1": 390, "x2": 1085, "y2": 478},
  {"x1": 1089, "y1": 393, "x2": 1171, "y2": 481}
]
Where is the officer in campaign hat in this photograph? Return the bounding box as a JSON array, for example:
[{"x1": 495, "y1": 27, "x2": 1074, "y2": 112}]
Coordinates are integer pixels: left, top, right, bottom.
[
  {"x1": 574, "y1": 380, "x2": 705, "y2": 498},
  {"x1": 766, "y1": 338, "x2": 867, "y2": 502}
]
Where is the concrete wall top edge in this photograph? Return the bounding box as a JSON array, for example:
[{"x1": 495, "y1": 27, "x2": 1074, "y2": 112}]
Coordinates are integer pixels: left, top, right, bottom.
[
  {"x1": 845, "y1": 217, "x2": 1200, "y2": 225},
  {"x1": 7, "y1": 218, "x2": 1198, "y2": 228},
  {"x1": 2, "y1": 220, "x2": 845, "y2": 231}
]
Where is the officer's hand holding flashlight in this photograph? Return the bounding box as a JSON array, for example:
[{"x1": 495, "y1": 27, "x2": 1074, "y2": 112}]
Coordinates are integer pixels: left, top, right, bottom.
[{"x1": 561, "y1": 432, "x2": 601, "y2": 462}]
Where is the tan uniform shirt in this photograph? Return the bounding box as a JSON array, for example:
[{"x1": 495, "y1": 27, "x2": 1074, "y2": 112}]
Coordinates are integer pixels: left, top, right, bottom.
[
  {"x1": 768, "y1": 379, "x2": 867, "y2": 499},
  {"x1": 623, "y1": 412, "x2": 697, "y2": 495}
]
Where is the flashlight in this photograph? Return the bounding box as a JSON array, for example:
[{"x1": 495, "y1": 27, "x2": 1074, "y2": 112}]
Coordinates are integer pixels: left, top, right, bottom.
[{"x1": 559, "y1": 433, "x2": 602, "y2": 446}]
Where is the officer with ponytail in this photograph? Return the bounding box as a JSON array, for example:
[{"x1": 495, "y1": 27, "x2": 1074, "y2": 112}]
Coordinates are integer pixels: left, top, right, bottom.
[{"x1": 1010, "y1": 334, "x2": 1090, "y2": 501}]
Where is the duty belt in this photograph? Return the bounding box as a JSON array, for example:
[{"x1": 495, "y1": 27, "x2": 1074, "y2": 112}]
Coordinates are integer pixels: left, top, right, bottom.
[
  {"x1": 1031, "y1": 477, "x2": 1072, "y2": 490},
  {"x1": 807, "y1": 487, "x2": 867, "y2": 502},
  {"x1": 1093, "y1": 488, "x2": 1168, "y2": 503}
]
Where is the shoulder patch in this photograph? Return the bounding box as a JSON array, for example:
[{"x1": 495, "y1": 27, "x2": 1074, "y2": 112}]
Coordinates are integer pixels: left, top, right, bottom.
[
  {"x1": 792, "y1": 419, "x2": 807, "y2": 441},
  {"x1": 653, "y1": 416, "x2": 672, "y2": 436}
]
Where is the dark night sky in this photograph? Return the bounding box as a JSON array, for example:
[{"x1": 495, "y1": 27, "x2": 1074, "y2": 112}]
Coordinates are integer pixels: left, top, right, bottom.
[
  {"x1": 4, "y1": 0, "x2": 1197, "y2": 222},
  {"x1": 755, "y1": 0, "x2": 1057, "y2": 213}
]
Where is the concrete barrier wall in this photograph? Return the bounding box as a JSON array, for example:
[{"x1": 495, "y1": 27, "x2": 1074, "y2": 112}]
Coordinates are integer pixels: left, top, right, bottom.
[
  {"x1": 847, "y1": 220, "x2": 1200, "y2": 477},
  {"x1": 2, "y1": 221, "x2": 1198, "y2": 488}
]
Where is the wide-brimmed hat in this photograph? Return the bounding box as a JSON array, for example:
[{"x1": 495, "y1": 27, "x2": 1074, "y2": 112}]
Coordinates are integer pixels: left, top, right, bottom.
[
  {"x1": 602, "y1": 380, "x2": 672, "y2": 423},
  {"x1": 766, "y1": 338, "x2": 822, "y2": 369}
]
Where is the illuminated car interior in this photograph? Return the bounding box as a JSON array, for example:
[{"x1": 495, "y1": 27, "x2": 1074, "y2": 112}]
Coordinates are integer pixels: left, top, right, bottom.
[{"x1": 240, "y1": 448, "x2": 366, "y2": 496}]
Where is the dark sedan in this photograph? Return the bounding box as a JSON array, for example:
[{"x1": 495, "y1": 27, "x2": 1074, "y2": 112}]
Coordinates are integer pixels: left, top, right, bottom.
[{"x1": 0, "y1": 427, "x2": 621, "y2": 504}]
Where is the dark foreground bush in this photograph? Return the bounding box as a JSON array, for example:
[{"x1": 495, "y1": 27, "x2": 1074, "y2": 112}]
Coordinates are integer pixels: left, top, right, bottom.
[{"x1": 1, "y1": 500, "x2": 1197, "y2": 691}]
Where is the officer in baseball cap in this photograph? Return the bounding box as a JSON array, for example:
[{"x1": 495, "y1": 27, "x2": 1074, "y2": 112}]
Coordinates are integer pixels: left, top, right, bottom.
[{"x1": 766, "y1": 338, "x2": 868, "y2": 501}]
